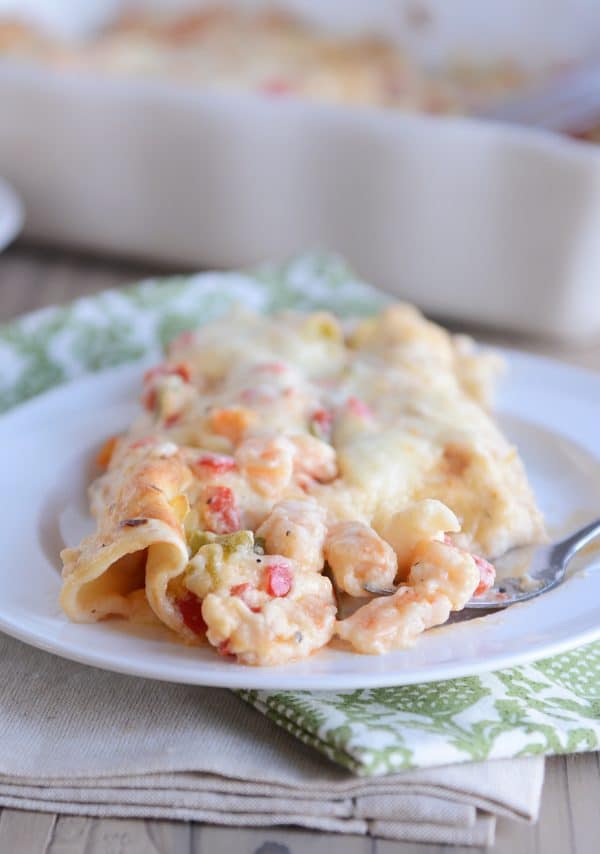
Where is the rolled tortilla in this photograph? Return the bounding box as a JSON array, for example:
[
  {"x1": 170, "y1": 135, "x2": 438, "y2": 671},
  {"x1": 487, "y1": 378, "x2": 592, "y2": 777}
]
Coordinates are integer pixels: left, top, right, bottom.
[{"x1": 61, "y1": 446, "x2": 197, "y2": 639}]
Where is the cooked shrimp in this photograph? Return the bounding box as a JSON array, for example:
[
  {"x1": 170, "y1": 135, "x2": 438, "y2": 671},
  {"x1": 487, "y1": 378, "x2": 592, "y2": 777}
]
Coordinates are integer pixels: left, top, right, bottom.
[
  {"x1": 179, "y1": 530, "x2": 336, "y2": 664},
  {"x1": 235, "y1": 435, "x2": 296, "y2": 497},
  {"x1": 336, "y1": 537, "x2": 479, "y2": 654},
  {"x1": 324, "y1": 520, "x2": 397, "y2": 597},
  {"x1": 380, "y1": 499, "x2": 460, "y2": 579},
  {"x1": 289, "y1": 434, "x2": 337, "y2": 484},
  {"x1": 442, "y1": 534, "x2": 496, "y2": 596},
  {"x1": 201, "y1": 562, "x2": 336, "y2": 666},
  {"x1": 256, "y1": 499, "x2": 328, "y2": 571},
  {"x1": 209, "y1": 406, "x2": 257, "y2": 446},
  {"x1": 336, "y1": 587, "x2": 451, "y2": 654},
  {"x1": 408, "y1": 538, "x2": 480, "y2": 610}
]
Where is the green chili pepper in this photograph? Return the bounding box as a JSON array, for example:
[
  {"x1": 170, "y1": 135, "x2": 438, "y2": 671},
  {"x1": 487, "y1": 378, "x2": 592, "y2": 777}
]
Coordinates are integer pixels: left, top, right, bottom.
[
  {"x1": 187, "y1": 530, "x2": 215, "y2": 556},
  {"x1": 187, "y1": 529, "x2": 254, "y2": 558}
]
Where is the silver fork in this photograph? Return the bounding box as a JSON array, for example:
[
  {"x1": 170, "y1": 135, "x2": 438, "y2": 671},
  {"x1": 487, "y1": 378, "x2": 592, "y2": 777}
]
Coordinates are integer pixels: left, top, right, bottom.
[
  {"x1": 362, "y1": 519, "x2": 600, "y2": 610},
  {"x1": 465, "y1": 518, "x2": 600, "y2": 610}
]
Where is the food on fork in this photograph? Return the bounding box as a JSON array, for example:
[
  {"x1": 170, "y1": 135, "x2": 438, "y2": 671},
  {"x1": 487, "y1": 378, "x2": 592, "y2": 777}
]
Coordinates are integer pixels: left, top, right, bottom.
[{"x1": 60, "y1": 304, "x2": 544, "y2": 665}]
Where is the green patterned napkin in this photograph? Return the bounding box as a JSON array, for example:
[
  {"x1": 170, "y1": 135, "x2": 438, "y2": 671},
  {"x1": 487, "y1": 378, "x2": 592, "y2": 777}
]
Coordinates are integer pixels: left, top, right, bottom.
[
  {"x1": 240, "y1": 650, "x2": 600, "y2": 775},
  {"x1": 1, "y1": 253, "x2": 598, "y2": 776}
]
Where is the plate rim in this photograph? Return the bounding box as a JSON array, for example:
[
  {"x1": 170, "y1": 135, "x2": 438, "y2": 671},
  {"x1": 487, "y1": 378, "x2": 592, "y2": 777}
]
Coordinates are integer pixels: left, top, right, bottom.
[{"x1": 0, "y1": 600, "x2": 599, "y2": 690}]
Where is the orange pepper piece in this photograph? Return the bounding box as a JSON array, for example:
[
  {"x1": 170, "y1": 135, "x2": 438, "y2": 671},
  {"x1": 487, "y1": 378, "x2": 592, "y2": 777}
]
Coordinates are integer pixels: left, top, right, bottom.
[
  {"x1": 209, "y1": 407, "x2": 257, "y2": 445},
  {"x1": 96, "y1": 435, "x2": 120, "y2": 469}
]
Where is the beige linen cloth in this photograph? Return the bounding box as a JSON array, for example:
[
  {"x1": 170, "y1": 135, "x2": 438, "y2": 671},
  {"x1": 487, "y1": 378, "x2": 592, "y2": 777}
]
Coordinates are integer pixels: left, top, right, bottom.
[{"x1": 0, "y1": 633, "x2": 543, "y2": 846}]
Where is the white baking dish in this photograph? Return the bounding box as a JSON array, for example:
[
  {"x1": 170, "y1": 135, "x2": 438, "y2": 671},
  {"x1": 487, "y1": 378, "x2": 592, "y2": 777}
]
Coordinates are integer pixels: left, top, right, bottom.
[{"x1": 1, "y1": 0, "x2": 600, "y2": 339}]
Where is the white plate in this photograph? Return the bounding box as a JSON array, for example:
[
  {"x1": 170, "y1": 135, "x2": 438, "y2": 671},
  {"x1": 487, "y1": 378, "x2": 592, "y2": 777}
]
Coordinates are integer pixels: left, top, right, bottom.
[
  {"x1": 0, "y1": 177, "x2": 23, "y2": 252},
  {"x1": 1, "y1": 350, "x2": 600, "y2": 690}
]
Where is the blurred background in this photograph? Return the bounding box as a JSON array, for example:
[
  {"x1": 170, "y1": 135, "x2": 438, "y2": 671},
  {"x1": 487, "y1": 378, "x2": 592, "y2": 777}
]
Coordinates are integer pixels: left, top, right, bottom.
[{"x1": 1, "y1": 0, "x2": 600, "y2": 337}]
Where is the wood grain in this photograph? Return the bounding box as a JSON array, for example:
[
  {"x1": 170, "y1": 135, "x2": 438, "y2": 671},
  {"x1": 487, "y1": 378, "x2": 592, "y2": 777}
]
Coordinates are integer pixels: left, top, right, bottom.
[
  {"x1": 564, "y1": 753, "x2": 600, "y2": 854},
  {"x1": 0, "y1": 245, "x2": 161, "y2": 323},
  {"x1": 45, "y1": 816, "x2": 192, "y2": 854},
  {"x1": 193, "y1": 825, "x2": 372, "y2": 854},
  {"x1": 0, "y1": 242, "x2": 599, "y2": 854}
]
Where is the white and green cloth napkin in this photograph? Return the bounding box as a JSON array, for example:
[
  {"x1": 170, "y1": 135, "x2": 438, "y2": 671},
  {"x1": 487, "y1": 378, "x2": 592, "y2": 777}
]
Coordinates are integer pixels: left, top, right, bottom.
[
  {"x1": 0, "y1": 254, "x2": 598, "y2": 843},
  {"x1": 240, "y1": 648, "x2": 600, "y2": 776}
]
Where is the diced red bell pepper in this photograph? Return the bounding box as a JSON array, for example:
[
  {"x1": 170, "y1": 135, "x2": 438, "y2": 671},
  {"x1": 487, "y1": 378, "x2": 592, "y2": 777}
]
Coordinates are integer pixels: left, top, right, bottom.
[
  {"x1": 194, "y1": 453, "x2": 237, "y2": 475},
  {"x1": 266, "y1": 561, "x2": 293, "y2": 597},
  {"x1": 443, "y1": 536, "x2": 496, "y2": 596},
  {"x1": 203, "y1": 485, "x2": 240, "y2": 534},
  {"x1": 230, "y1": 583, "x2": 250, "y2": 598},
  {"x1": 177, "y1": 591, "x2": 206, "y2": 636}
]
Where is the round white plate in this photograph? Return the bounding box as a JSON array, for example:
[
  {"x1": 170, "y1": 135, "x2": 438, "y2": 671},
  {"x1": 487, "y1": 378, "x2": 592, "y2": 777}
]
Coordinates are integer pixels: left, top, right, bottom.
[
  {"x1": 0, "y1": 177, "x2": 24, "y2": 252},
  {"x1": 1, "y1": 351, "x2": 600, "y2": 690}
]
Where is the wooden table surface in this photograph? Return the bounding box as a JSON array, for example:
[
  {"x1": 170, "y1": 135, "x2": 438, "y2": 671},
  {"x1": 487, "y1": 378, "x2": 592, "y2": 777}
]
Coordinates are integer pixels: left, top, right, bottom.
[{"x1": 0, "y1": 244, "x2": 598, "y2": 854}]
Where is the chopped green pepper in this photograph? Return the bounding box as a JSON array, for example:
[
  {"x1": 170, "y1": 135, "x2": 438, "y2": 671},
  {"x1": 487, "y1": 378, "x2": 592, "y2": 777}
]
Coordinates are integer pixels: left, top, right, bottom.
[
  {"x1": 202, "y1": 544, "x2": 222, "y2": 587},
  {"x1": 187, "y1": 529, "x2": 254, "y2": 558}
]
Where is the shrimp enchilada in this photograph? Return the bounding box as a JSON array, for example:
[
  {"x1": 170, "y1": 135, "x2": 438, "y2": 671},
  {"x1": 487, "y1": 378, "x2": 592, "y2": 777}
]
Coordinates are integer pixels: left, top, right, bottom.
[{"x1": 60, "y1": 304, "x2": 544, "y2": 665}]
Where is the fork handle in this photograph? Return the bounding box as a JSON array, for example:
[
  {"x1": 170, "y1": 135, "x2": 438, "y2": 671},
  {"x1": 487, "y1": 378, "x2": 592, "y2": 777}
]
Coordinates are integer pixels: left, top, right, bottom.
[{"x1": 555, "y1": 518, "x2": 600, "y2": 562}]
